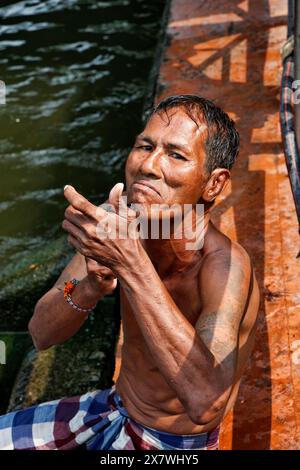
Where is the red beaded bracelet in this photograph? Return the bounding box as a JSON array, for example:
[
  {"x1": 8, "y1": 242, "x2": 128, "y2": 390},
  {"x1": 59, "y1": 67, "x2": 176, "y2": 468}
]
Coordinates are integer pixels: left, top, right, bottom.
[{"x1": 63, "y1": 278, "x2": 96, "y2": 314}]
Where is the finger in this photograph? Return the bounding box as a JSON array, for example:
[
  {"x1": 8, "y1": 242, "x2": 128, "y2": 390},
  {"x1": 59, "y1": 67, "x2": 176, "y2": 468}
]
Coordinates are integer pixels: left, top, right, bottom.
[
  {"x1": 99, "y1": 268, "x2": 116, "y2": 281},
  {"x1": 103, "y1": 279, "x2": 118, "y2": 292},
  {"x1": 64, "y1": 206, "x2": 90, "y2": 229},
  {"x1": 62, "y1": 219, "x2": 88, "y2": 244},
  {"x1": 96, "y1": 266, "x2": 115, "y2": 277},
  {"x1": 95, "y1": 205, "x2": 111, "y2": 222},
  {"x1": 67, "y1": 233, "x2": 85, "y2": 255},
  {"x1": 107, "y1": 278, "x2": 118, "y2": 289},
  {"x1": 86, "y1": 258, "x2": 114, "y2": 276},
  {"x1": 64, "y1": 185, "x2": 97, "y2": 220}
]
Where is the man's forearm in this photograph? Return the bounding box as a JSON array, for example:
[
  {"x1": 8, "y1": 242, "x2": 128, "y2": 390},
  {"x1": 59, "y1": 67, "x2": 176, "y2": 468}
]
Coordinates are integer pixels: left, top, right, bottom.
[
  {"x1": 115, "y1": 251, "x2": 224, "y2": 424},
  {"x1": 29, "y1": 277, "x2": 104, "y2": 350}
]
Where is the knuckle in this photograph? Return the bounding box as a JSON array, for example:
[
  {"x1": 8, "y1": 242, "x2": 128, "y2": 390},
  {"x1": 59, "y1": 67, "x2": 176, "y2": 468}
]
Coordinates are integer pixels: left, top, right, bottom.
[
  {"x1": 82, "y1": 247, "x2": 90, "y2": 257},
  {"x1": 79, "y1": 199, "x2": 89, "y2": 213},
  {"x1": 84, "y1": 222, "x2": 93, "y2": 235},
  {"x1": 96, "y1": 206, "x2": 107, "y2": 218},
  {"x1": 84, "y1": 239, "x2": 94, "y2": 252},
  {"x1": 64, "y1": 206, "x2": 72, "y2": 218}
]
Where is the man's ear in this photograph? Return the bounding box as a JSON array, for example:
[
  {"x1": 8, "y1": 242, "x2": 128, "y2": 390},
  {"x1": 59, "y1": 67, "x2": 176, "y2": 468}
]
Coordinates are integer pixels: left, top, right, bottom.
[{"x1": 201, "y1": 168, "x2": 230, "y2": 203}]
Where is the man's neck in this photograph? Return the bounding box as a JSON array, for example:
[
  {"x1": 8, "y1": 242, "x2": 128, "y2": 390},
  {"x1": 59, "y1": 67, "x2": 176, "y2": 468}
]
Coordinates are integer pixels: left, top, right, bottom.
[{"x1": 141, "y1": 210, "x2": 211, "y2": 279}]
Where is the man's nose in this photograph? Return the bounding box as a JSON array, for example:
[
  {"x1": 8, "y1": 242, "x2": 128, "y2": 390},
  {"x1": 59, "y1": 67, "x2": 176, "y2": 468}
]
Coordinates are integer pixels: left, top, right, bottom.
[{"x1": 139, "y1": 149, "x2": 162, "y2": 179}]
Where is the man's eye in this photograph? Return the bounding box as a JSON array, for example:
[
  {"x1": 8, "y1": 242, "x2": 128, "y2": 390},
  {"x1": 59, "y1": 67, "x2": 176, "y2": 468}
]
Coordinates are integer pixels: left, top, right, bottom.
[
  {"x1": 135, "y1": 145, "x2": 152, "y2": 151},
  {"x1": 170, "y1": 152, "x2": 186, "y2": 161}
]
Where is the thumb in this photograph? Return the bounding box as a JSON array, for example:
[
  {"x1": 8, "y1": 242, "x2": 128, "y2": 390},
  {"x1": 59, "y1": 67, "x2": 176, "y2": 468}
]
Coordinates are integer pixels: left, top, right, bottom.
[{"x1": 108, "y1": 182, "x2": 128, "y2": 218}]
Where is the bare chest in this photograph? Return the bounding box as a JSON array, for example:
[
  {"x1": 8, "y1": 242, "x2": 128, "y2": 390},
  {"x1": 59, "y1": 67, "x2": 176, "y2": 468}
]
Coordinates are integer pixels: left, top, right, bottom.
[{"x1": 121, "y1": 271, "x2": 201, "y2": 337}]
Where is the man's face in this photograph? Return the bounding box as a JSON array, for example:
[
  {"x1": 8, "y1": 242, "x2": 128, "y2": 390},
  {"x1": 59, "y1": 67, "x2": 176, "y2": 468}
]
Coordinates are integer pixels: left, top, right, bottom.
[{"x1": 125, "y1": 108, "x2": 208, "y2": 209}]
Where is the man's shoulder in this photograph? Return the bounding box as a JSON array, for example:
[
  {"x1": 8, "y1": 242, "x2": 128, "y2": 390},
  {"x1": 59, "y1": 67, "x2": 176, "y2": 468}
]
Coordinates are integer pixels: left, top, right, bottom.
[
  {"x1": 200, "y1": 229, "x2": 253, "y2": 291},
  {"x1": 202, "y1": 226, "x2": 251, "y2": 271},
  {"x1": 198, "y1": 233, "x2": 256, "y2": 323}
]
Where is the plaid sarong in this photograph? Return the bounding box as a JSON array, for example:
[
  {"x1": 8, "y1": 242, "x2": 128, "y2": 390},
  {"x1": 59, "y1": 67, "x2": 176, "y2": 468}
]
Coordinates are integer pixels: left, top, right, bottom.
[{"x1": 0, "y1": 386, "x2": 219, "y2": 450}]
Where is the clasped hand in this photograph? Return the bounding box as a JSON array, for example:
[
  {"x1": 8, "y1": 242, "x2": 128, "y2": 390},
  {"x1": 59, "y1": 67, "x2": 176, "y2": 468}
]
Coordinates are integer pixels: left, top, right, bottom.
[{"x1": 62, "y1": 183, "x2": 140, "y2": 275}]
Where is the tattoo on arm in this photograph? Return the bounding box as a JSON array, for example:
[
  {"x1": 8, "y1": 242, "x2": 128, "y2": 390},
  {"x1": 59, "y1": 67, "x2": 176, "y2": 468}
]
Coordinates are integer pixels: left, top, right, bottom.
[
  {"x1": 195, "y1": 266, "x2": 254, "y2": 379},
  {"x1": 196, "y1": 311, "x2": 239, "y2": 377}
]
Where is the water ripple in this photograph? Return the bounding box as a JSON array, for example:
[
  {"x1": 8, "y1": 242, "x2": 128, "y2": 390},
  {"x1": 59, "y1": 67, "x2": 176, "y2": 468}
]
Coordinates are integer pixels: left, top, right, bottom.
[
  {"x1": 0, "y1": 21, "x2": 57, "y2": 35},
  {"x1": 0, "y1": 40, "x2": 25, "y2": 50},
  {"x1": 0, "y1": 0, "x2": 80, "y2": 19},
  {"x1": 0, "y1": 0, "x2": 165, "y2": 271}
]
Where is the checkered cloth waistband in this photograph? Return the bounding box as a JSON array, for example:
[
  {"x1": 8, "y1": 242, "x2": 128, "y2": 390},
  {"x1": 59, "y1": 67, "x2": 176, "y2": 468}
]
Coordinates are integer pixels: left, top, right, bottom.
[{"x1": 0, "y1": 386, "x2": 219, "y2": 450}]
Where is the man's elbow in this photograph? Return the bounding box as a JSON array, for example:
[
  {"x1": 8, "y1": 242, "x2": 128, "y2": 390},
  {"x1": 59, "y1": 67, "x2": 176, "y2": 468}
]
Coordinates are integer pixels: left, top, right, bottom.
[
  {"x1": 188, "y1": 368, "x2": 234, "y2": 425},
  {"x1": 187, "y1": 396, "x2": 226, "y2": 426},
  {"x1": 28, "y1": 317, "x2": 51, "y2": 351},
  {"x1": 188, "y1": 408, "x2": 223, "y2": 426}
]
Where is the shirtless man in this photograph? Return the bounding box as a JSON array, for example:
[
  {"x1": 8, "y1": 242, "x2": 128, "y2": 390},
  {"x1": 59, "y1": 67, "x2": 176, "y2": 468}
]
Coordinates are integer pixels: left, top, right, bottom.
[{"x1": 0, "y1": 95, "x2": 259, "y2": 450}]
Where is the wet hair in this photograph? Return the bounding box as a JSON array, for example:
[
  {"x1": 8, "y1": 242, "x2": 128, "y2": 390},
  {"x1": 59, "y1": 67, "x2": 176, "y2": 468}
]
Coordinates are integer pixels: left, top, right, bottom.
[{"x1": 148, "y1": 94, "x2": 240, "y2": 174}]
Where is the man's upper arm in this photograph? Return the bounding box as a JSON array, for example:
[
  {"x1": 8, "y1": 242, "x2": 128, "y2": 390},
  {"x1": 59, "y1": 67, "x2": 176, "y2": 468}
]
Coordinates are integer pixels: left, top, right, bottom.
[
  {"x1": 53, "y1": 252, "x2": 87, "y2": 291},
  {"x1": 195, "y1": 245, "x2": 253, "y2": 386}
]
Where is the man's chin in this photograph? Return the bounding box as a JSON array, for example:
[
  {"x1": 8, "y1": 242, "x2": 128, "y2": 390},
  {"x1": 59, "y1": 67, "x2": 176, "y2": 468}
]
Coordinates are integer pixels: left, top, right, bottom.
[
  {"x1": 127, "y1": 191, "x2": 184, "y2": 221},
  {"x1": 128, "y1": 192, "x2": 159, "y2": 207}
]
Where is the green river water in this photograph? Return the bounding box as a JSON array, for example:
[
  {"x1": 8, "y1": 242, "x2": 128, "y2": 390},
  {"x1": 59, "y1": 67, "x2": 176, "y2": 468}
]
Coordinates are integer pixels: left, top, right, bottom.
[{"x1": 0, "y1": 0, "x2": 165, "y2": 282}]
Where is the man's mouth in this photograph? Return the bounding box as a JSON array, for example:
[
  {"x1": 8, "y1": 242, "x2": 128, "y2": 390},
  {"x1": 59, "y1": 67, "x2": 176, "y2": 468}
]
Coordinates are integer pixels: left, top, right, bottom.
[{"x1": 132, "y1": 180, "x2": 161, "y2": 197}]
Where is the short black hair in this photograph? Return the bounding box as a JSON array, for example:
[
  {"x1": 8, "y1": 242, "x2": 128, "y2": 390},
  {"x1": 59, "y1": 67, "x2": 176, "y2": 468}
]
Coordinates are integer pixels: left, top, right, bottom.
[{"x1": 148, "y1": 94, "x2": 239, "y2": 174}]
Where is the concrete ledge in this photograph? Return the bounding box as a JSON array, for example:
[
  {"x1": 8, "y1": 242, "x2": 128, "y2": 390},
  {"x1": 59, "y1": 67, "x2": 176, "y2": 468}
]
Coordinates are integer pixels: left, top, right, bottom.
[
  {"x1": 0, "y1": 332, "x2": 32, "y2": 414},
  {"x1": 7, "y1": 297, "x2": 120, "y2": 411},
  {"x1": 0, "y1": 237, "x2": 72, "y2": 331}
]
